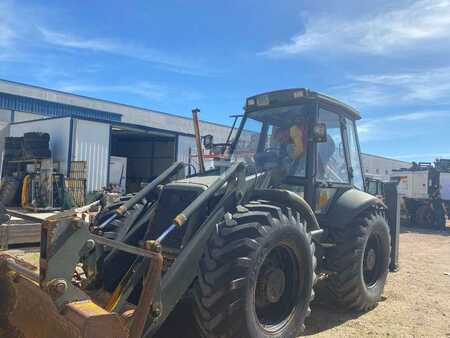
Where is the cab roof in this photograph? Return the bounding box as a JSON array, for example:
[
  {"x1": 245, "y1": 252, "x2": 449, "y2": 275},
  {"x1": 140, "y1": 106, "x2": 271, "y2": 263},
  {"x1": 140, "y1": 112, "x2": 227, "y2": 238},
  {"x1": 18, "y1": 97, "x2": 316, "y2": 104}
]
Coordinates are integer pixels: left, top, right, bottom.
[{"x1": 244, "y1": 88, "x2": 361, "y2": 120}]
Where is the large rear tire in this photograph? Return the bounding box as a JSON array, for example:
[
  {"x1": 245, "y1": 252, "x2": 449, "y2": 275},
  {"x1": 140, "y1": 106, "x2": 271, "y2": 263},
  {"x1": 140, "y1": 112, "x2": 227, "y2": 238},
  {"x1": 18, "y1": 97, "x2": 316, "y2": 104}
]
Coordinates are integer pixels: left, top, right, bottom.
[
  {"x1": 193, "y1": 201, "x2": 316, "y2": 338},
  {"x1": 326, "y1": 208, "x2": 390, "y2": 311}
]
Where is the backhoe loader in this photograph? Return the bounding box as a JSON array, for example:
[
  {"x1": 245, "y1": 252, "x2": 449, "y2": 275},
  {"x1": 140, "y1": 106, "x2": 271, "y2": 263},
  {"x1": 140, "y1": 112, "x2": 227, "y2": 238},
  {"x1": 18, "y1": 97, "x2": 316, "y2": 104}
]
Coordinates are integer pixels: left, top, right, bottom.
[{"x1": 0, "y1": 88, "x2": 399, "y2": 338}]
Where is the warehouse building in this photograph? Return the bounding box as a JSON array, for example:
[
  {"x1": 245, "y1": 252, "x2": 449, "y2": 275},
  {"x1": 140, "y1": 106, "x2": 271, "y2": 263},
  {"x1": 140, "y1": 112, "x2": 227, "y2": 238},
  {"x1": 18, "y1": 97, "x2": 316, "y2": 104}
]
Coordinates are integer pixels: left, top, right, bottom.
[
  {"x1": 0, "y1": 79, "x2": 253, "y2": 193},
  {"x1": 361, "y1": 153, "x2": 410, "y2": 181},
  {"x1": 0, "y1": 79, "x2": 410, "y2": 193}
]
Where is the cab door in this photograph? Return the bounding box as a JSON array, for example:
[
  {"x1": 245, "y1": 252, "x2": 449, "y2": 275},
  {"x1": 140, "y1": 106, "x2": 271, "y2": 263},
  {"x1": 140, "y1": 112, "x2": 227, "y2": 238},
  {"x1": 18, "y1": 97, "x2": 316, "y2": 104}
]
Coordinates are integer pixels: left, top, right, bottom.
[
  {"x1": 315, "y1": 107, "x2": 352, "y2": 213},
  {"x1": 344, "y1": 118, "x2": 365, "y2": 191}
]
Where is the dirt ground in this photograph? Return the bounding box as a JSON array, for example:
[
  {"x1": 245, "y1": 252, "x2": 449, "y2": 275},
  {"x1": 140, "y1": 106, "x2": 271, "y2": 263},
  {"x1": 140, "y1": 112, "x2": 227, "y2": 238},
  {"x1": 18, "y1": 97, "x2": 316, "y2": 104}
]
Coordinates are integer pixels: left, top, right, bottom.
[
  {"x1": 4, "y1": 225, "x2": 450, "y2": 337},
  {"x1": 305, "y1": 226, "x2": 450, "y2": 337}
]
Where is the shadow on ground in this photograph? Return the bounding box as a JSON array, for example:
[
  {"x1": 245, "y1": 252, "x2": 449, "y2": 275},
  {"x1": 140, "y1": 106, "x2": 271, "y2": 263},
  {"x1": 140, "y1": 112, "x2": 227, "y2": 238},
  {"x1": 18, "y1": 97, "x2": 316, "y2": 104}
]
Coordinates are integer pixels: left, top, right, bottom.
[
  {"x1": 153, "y1": 288, "x2": 367, "y2": 338},
  {"x1": 302, "y1": 280, "x2": 369, "y2": 336}
]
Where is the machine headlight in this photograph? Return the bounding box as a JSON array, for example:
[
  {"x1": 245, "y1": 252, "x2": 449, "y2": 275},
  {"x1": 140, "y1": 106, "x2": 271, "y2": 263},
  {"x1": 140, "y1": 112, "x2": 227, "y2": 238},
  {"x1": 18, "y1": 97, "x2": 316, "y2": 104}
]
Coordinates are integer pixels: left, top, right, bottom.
[
  {"x1": 256, "y1": 95, "x2": 270, "y2": 106},
  {"x1": 247, "y1": 98, "x2": 256, "y2": 106},
  {"x1": 293, "y1": 90, "x2": 305, "y2": 98}
]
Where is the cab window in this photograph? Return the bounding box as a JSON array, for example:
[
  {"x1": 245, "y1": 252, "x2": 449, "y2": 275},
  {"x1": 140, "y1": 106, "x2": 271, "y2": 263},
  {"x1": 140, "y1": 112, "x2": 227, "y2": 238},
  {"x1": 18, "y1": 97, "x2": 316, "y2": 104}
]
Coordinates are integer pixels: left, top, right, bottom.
[
  {"x1": 346, "y1": 118, "x2": 364, "y2": 190},
  {"x1": 317, "y1": 109, "x2": 349, "y2": 183},
  {"x1": 367, "y1": 180, "x2": 378, "y2": 195}
]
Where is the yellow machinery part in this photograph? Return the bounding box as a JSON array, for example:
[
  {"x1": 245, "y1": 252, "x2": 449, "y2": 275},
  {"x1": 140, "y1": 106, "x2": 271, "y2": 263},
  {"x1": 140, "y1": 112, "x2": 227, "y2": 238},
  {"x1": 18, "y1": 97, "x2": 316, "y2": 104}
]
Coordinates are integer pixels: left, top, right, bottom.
[
  {"x1": 0, "y1": 257, "x2": 129, "y2": 338},
  {"x1": 20, "y1": 175, "x2": 30, "y2": 208},
  {"x1": 289, "y1": 125, "x2": 305, "y2": 160}
]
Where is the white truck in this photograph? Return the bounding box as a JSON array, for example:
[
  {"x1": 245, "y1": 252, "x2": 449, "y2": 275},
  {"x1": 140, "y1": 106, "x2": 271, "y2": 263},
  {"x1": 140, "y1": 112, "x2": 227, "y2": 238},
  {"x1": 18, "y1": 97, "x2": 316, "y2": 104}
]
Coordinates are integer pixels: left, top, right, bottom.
[{"x1": 390, "y1": 160, "x2": 450, "y2": 229}]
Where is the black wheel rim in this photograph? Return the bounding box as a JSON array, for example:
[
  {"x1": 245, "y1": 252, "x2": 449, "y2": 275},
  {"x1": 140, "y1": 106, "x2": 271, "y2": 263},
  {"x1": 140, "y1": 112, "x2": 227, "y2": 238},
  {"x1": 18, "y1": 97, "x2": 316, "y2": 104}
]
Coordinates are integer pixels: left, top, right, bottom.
[
  {"x1": 254, "y1": 244, "x2": 300, "y2": 332},
  {"x1": 363, "y1": 233, "x2": 383, "y2": 288},
  {"x1": 417, "y1": 205, "x2": 435, "y2": 227},
  {"x1": 423, "y1": 208, "x2": 435, "y2": 226}
]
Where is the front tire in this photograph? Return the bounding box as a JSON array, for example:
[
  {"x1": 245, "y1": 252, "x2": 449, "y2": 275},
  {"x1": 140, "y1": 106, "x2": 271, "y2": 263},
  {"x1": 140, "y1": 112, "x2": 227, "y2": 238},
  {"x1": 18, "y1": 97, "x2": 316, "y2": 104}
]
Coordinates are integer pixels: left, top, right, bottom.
[
  {"x1": 327, "y1": 208, "x2": 391, "y2": 311},
  {"x1": 415, "y1": 203, "x2": 447, "y2": 229},
  {"x1": 194, "y1": 202, "x2": 316, "y2": 338}
]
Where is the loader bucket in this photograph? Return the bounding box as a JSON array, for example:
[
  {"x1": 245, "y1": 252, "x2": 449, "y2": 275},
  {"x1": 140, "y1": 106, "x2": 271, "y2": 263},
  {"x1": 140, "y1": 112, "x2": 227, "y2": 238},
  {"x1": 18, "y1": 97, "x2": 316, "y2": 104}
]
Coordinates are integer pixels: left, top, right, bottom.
[{"x1": 0, "y1": 255, "x2": 129, "y2": 338}]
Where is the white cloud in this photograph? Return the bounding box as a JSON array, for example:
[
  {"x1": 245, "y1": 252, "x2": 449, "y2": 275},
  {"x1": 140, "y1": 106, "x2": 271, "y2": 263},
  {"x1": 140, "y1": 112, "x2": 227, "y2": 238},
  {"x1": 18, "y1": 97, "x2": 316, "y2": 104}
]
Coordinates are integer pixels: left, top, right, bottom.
[
  {"x1": 58, "y1": 82, "x2": 168, "y2": 101},
  {"x1": 329, "y1": 67, "x2": 450, "y2": 108},
  {"x1": 0, "y1": 1, "x2": 214, "y2": 76},
  {"x1": 262, "y1": 0, "x2": 450, "y2": 57},
  {"x1": 57, "y1": 81, "x2": 203, "y2": 102},
  {"x1": 0, "y1": 0, "x2": 19, "y2": 60},
  {"x1": 38, "y1": 28, "x2": 214, "y2": 76},
  {"x1": 350, "y1": 68, "x2": 450, "y2": 102},
  {"x1": 385, "y1": 111, "x2": 449, "y2": 121},
  {"x1": 356, "y1": 110, "x2": 450, "y2": 142}
]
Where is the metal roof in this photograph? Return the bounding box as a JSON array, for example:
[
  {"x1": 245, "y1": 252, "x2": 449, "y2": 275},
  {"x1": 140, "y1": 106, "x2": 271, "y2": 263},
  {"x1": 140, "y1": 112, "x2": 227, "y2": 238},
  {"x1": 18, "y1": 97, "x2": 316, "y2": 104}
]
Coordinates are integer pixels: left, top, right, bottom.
[
  {"x1": 0, "y1": 79, "x2": 239, "y2": 130},
  {"x1": 245, "y1": 88, "x2": 361, "y2": 120},
  {"x1": 0, "y1": 92, "x2": 122, "y2": 122}
]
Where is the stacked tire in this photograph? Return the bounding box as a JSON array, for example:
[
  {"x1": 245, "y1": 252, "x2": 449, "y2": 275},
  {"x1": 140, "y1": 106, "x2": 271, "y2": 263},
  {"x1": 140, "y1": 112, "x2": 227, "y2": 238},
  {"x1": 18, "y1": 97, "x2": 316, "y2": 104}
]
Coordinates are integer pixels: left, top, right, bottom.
[
  {"x1": 0, "y1": 177, "x2": 21, "y2": 207},
  {"x1": 4, "y1": 137, "x2": 23, "y2": 160},
  {"x1": 0, "y1": 202, "x2": 10, "y2": 224},
  {"x1": 22, "y1": 132, "x2": 51, "y2": 159}
]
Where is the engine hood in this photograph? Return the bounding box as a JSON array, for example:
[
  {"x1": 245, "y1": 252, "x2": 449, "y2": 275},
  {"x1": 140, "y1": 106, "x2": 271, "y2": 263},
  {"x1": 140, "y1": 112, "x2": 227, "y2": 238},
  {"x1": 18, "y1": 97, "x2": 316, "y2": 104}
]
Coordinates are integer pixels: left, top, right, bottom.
[{"x1": 167, "y1": 175, "x2": 222, "y2": 191}]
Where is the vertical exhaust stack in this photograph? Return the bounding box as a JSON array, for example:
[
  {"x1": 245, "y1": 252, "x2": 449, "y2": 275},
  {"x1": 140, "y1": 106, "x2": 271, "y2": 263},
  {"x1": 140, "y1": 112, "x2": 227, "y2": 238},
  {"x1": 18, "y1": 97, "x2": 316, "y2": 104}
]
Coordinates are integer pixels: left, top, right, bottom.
[{"x1": 192, "y1": 108, "x2": 206, "y2": 174}]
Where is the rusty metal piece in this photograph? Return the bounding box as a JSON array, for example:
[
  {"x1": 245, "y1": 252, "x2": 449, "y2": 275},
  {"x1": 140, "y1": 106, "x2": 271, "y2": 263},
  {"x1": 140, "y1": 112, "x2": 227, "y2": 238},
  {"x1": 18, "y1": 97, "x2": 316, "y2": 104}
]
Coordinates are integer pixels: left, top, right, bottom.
[
  {"x1": 2, "y1": 271, "x2": 82, "y2": 338},
  {"x1": 0, "y1": 267, "x2": 130, "y2": 338},
  {"x1": 144, "y1": 240, "x2": 161, "y2": 253},
  {"x1": 47, "y1": 279, "x2": 68, "y2": 299},
  {"x1": 192, "y1": 108, "x2": 206, "y2": 174},
  {"x1": 63, "y1": 300, "x2": 128, "y2": 338},
  {"x1": 151, "y1": 303, "x2": 162, "y2": 318},
  {"x1": 121, "y1": 309, "x2": 135, "y2": 321},
  {"x1": 0, "y1": 254, "x2": 39, "y2": 282},
  {"x1": 173, "y1": 213, "x2": 188, "y2": 227},
  {"x1": 129, "y1": 252, "x2": 163, "y2": 338},
  {"x1": 117, "y1": 204, "x2": 127, "y2": 216},
  {"x1": 0, "y1": 253, "x2": 38, "y2": 271}
]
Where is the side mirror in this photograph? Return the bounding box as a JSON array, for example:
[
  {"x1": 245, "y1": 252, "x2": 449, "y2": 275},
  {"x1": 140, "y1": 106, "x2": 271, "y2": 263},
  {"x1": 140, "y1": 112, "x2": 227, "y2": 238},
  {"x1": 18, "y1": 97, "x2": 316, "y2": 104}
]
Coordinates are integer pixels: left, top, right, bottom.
[
  {"x1": 203, "y1": 134, "x2": 214, "y2": 150},
  {"x1": 312, "y1": 123, "x2": 327, "y2": 143}
]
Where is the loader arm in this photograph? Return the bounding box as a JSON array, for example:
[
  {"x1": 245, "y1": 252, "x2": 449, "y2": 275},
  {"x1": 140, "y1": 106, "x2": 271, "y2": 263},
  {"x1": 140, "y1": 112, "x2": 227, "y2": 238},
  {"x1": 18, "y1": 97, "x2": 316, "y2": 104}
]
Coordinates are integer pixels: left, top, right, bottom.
[
  {"x1": 0, "y1": 161, "x2": 250, "y2": 338},
  {"x1": 0, "y1": 162, "x2": 186, "y2": 338}
]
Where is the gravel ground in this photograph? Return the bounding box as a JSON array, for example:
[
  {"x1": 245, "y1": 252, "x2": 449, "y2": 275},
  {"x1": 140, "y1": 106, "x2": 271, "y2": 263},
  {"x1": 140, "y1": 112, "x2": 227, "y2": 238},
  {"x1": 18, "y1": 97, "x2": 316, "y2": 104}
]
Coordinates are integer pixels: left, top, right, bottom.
[
  {"x1": 3, "y1": 226, "x2": 450, "y2": 337},
  {"x1": 305, "y1": 226, "x2": 450, "y2": 337}
]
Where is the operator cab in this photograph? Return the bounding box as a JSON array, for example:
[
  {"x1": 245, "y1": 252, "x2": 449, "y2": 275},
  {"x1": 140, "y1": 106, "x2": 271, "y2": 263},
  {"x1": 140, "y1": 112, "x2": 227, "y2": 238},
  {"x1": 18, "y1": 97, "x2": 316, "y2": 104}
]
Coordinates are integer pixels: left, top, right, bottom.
[{"x1": 237, "y1": 88, "x2": 365, "y2": 214}]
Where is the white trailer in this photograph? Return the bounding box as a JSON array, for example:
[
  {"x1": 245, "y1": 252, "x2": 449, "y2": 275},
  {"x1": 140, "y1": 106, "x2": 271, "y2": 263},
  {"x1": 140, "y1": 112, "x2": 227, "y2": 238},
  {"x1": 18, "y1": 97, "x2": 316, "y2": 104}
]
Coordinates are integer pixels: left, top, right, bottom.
[{"x1": 390, "y1": 162, "x2": 449, "y2": 229}]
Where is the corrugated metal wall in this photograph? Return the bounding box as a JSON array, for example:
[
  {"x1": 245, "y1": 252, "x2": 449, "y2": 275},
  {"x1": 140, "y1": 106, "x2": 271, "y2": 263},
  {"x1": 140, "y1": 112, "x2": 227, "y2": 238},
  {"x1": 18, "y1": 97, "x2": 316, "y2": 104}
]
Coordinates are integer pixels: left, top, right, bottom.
[
  {"x1": 72, "y1": 119, "x2": 110, "y2": 192},
  {"x1": 13, "y1": 111, "x2": 43, "y2": 122},
  {"x1": 0, "y1": 109, "x2": 12, "y2": 174},
  {"x1": 9, "y1": 117, "x2": 72, "y2": 175},
  {"x1": 0, "y1": 92, "x2": 122, "y2": 122},
  {"x1": 177, "y1": 135, "x2": 196, "y2": 164}
]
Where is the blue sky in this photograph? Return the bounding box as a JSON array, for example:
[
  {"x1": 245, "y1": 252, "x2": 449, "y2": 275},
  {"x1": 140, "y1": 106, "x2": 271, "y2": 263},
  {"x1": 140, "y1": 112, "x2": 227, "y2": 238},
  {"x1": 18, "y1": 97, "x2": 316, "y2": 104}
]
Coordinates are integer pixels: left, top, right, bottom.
[{"x1": 1, "y1": 0, "x2": 450, "y2": 161}]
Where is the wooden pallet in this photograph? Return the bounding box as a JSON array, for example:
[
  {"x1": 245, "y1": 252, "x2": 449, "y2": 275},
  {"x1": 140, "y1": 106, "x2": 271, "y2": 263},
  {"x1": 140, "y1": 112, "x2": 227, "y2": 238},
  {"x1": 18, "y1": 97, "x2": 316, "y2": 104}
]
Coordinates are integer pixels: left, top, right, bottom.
[
  {"x1": 66, "y1": 178, "x2": 86, "y2": 206},
  {"x1": 0, "y1": 221, "x2": 41, "y2": 250}
]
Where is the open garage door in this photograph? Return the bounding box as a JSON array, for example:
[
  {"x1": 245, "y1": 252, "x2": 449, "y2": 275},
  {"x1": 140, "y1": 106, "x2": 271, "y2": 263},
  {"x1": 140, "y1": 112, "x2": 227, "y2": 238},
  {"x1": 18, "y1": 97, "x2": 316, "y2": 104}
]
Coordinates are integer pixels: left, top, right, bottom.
[{"x1": 110, "y1": 125, "x2": 176, "y2": 193}]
